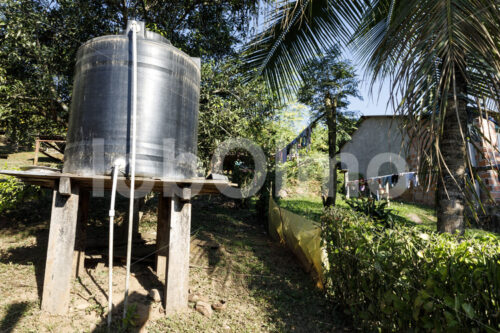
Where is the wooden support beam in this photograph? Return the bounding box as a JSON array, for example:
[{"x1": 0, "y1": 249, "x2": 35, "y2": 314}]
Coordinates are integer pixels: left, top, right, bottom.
[
  {"x1": 59, "y1": 176, "x2": 71, "y2": 196},
  {"x1": 73, "y1": 189, "x2": 89, "y2": 279},
  {"x1": 41, "y1": 184, "x2": 80, "y2": 314},
  {"x1": 40, "y1": 149, "x2": 63, "y2": 163},
  {"x1": 44, "y1": 141, "x2": 65, "y2": 154},
  {"x1": 179, "y1": 187, "x2": 191, "y2": 201},
  {"x1": 163, "y1": 194, "x2": 191, "y2": 315},
  {"x1": 156, "y1": 194, "x2": 171, "y2": 284},
  {"x1": 34, "y1": 139, "x2": 40, "y2": 166}
]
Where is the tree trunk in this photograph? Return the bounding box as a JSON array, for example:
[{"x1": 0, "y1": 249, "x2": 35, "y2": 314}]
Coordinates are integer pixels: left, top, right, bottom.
[
  {"x1": 436, "y1": 70, "x2": 467, "y2": 234},
  {"x1": 324, "y1": 94, "x2": 337, "y2": 207}
]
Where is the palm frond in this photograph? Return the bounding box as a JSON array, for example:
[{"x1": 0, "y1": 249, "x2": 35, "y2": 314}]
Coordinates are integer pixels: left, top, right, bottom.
[
  {"x1": 354, "y1": 0, "x2": 500, "y2": 208},
  {"x1": 241, "y1": 0, "x2": 366, "y2": 101}
]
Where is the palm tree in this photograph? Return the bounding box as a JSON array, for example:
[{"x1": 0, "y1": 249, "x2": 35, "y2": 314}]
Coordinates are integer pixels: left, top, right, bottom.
[
  {"x1": 242, "y1": 0, "x2": 366, "y2": 99},
  {"x1": 243, "y1": 0, "x2": 500, "y2": 234},
  {"x1": 353, "y1": 0, "x2": 500, "y2": 234}
]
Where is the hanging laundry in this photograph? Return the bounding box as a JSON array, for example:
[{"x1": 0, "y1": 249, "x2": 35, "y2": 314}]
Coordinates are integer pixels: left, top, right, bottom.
[
  {"x1": 276, "y1": 117, "x2": 318, "y2": 161},
  {"x1": 408, "y1": 172, "x2": 419, "y2": 187}
]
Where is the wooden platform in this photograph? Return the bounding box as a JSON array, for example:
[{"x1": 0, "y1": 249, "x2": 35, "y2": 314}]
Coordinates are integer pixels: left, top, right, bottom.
[
  {"x1": 1, "y1": 169, "x2": 234, "y2": 316},
  {"x1": 0, "y1": 169, "x2": 233, "y2": 195}
]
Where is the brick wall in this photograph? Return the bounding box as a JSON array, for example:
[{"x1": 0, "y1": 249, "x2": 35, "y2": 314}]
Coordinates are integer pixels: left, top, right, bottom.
[
  {"x1": 400, "y1": 116, "x2": 500, "y2": 206},
  {"x1": 403, "y1": 122, "x2": 436, "y2": 207},
  {"x1": 474, "y1": 117, "x2": 500, "y2": 204}
]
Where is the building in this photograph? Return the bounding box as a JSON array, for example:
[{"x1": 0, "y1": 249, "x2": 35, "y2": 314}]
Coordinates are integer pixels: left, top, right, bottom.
[{"x1": 340, "y1": 115, "x2": 500, "y2": 207}]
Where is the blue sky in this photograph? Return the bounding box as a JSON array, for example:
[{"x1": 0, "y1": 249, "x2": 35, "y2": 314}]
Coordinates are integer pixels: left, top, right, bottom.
[
  {"x1": 291, "y1": 49, "x2": 394, "y2": 132},
  {"x1": 250, "y1": 5, "x2": 394, "y2": 123},
  {"x1": 344, "y1": 48, "x2": 393, "y2": 117}
]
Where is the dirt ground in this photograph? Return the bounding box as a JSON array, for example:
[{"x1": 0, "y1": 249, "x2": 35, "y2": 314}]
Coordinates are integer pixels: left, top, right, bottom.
[{"x1": 0, "y1": 192, "x2": 348, "y2": 332}]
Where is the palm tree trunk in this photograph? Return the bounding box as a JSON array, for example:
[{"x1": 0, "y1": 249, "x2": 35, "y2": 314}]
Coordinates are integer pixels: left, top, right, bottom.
[
  {"x1": 324, "y1": 94, "x2": 337, "y2": 207},
  {"x1": 436, "y1": 70, "x2": 467, "y2": 234}
]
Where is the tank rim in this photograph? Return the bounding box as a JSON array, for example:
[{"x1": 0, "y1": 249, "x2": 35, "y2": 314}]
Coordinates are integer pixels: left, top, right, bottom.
[{"x1": 76, "y1": 34, "x2": 200, "y2": 70}]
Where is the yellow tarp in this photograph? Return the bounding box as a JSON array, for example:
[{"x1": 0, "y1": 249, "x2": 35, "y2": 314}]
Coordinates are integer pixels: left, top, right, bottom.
[{"x1": 268, "y1": 197, "x2": 326, "y2": 288}]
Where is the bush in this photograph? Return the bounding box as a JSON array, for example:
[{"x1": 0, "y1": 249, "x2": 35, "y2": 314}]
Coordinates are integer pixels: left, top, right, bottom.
[
  {"x1": 0, "y1": 176, "x2": 41, "y2": 213},
  {"x1": 322, "y1": 207, "x2": 500, "y2": 331},
  {"x1": 345, "y1": 197, "x2": 394, "y2": 228}
]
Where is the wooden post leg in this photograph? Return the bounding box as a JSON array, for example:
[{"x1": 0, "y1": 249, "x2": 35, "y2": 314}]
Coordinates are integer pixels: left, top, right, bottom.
[
  {"x1": 34, "y1": 139, "x2": 40, "y2": 165},
  {"x1": 156, "y1": 194, "x2": 171, "y2": 283},
  {"x1": 41, "y1": 184, "x2": 80, "y2": 314},
  {"x1": 73, "y1": 189, "x2": 89, "y2": 279},
  {"x1": 164, "y1": 194, "x2": 191, "y2": 315}
]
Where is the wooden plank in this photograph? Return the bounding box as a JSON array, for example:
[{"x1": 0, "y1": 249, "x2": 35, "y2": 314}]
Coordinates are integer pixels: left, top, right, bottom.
[
  {"x1": 73, "y1": 189, "x2": 89, "y2": 278},
  {"x1": 44, "y1": 141, "x2": 65, "y2": 154},
  {"x1": 179, "y1": 187, "x2": 191, "y2": 201},
  {"x1": 164, "y1": 195, "x2": 191, "y2": 314},
  {"x1": 0, "y1": 170, "x2": 235, "y2": 195},
  {"x1": 41, "y1": 185, "x2": 80, "y2": 314},
  {"x1": 156, "y1": 195, "x2": 171, "y2": 284},
  {"x1": 40, "y1": 149, "x2": 63, "y2": 162},
  {"x1": 34, "y1": 139, "x2": 40, "y2": 166},
  {"x1": 59, "y1": 176, "x2": 71, "y2": 196}
]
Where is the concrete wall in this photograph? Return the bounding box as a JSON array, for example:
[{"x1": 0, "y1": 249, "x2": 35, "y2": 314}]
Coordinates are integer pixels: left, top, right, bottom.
[
  {"x1": 341, "y1": 115, "x2": 500, "y2": 208},
  {"x1": 340, "y1": 117, "x2": 407, "y2": 179},
  {"x1": 341, "y1": 116, "x2": 434, "y2": 207}
]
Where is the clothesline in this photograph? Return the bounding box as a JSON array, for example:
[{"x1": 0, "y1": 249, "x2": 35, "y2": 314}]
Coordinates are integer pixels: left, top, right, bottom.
[
  {"x1": 275, "y1": 116, "x2": 321, "y2": 164},
  {"x1": 346, "y1": 171, "x2": 419, "y2": 189}
]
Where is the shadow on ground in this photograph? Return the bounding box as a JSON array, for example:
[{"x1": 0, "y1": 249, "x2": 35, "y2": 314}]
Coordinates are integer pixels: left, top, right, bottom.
[
  {"x1": 0, "y1": 302, "x2": 30, "y2": 333},
  {"x1": 0, "y1": 193, "x2": 348, "y2": 332}
]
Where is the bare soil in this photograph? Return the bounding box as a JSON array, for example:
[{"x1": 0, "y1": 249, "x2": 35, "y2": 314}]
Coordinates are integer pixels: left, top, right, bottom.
[{"x1": 0, "y1": 193, "x2": 348, "y2": 332}]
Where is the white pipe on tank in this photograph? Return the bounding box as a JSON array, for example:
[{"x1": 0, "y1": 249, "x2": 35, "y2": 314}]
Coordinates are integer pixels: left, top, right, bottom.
[
  {"x1": 107, "y1": 158, "x2": 124, "y2": 328},
  {"x1": 123, "y1": 20, "x2": 139, "y2": 318}
]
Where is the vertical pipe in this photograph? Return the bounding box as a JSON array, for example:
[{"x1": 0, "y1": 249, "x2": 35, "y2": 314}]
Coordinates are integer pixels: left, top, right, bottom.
[
  {"x1": 345, "y1": 171, "x2": 350, "y2": 199},
  {"x1": 124, "y1": 20, "x2": 139, "y2": 318},
  {"x1": 386, "y1": 182, "x2": 390, "y2": 207},
  {"x1": 107, "y1": 160, "x2": 122, "y2": 328}
]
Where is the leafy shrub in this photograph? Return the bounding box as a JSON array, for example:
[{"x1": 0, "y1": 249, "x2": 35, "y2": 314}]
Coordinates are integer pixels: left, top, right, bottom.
[
  {"x1": 346, "y1": 197, "x2": 394, "y2": 228},
  {"x1": 0, "y1": 176, "x2": 41, "y2": 213},
  {"x1": 322, "y1": 207, "x2": 500, "y2": 331}
]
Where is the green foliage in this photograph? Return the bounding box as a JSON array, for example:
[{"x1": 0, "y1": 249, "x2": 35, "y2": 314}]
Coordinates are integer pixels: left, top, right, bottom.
[
  {"x1": 0, "y1": 0, "x2": 259, "y2": 147},
  {"x1": 322, "y1": 207, "x2": 500, "y2": 331},
  {"x1": 121, "y1": 303, "x2": 138, "y2": 331},
  {"x1": 0, "y1": 176, "x2": 40, "y2": 213},
  {"x1": 336, "y1": 171, "x2": 345, "y2": 194},
  {"x1": 198, "y1": 58, "x2": 280, "y2": 170},
  {"x1": 0, "y1": 0, "x2": 119, "y2": 147},
  {"x1": 346, "y1": 197, "x2": 394, "y2": 228},
  {"x1": 240, "y1": 0, "x2": 365, "y2": 98},
  {"x1": 297, "y1": 46, "x2": 361, "y2": 151}
]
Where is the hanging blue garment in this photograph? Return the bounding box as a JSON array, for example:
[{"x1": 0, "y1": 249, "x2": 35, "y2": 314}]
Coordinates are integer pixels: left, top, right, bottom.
[{"x1": 382, "y1": 176, "x2": 391, "y2": 186}]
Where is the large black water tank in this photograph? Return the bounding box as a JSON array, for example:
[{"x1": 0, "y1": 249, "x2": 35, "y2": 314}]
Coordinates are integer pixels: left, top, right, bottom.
[{"x1": 63, "y1": 21, "x2": 200, "y2": 178}]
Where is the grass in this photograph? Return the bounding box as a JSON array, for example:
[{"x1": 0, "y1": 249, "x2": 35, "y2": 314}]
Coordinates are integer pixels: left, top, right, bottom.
[
  {"x1": 0, "y1": 145, "x2": 349, "y2": 332},
  {"x1": 0, "y1": 147, "x2": 349, "y2": 332},
  {"x1": 278, "y1": 193, "x2": 499, "y2": 240},
  {"x1": 0, "y1": 195, "x2": 349, "y2": 332},
  {"x1": 278, "y1": 194, "x2": 437, "y2": 227}
]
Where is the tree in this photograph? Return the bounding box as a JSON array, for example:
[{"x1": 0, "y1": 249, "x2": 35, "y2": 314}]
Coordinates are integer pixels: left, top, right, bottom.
[
  {"x1": 198, "y1": 57, "x2": 283, "y2": 214},
  {"x1": 0, "y1": 0, "x2": 259, "y2": 147},
  {"x1": 241, "y1": 0, "x2": 366, "y2": 98},
  {"x1": 297, "y1": 47, "x2": 360, "y2": 207},
  {"x1": 0, "y1": 0, "x2": 120, "y2": 147},
  {"x1": 111, "y1": 0, "x2": 259, "y2": 60},
  {"x1": 242, "y1": 0, "x2": 500, "y2": 234},
  {"x1": 198, "y1": 58, "x2": 279, "y2": 171},
  {"x1": 354, "y1": 0, "x2": 500, "y2": 234}
]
